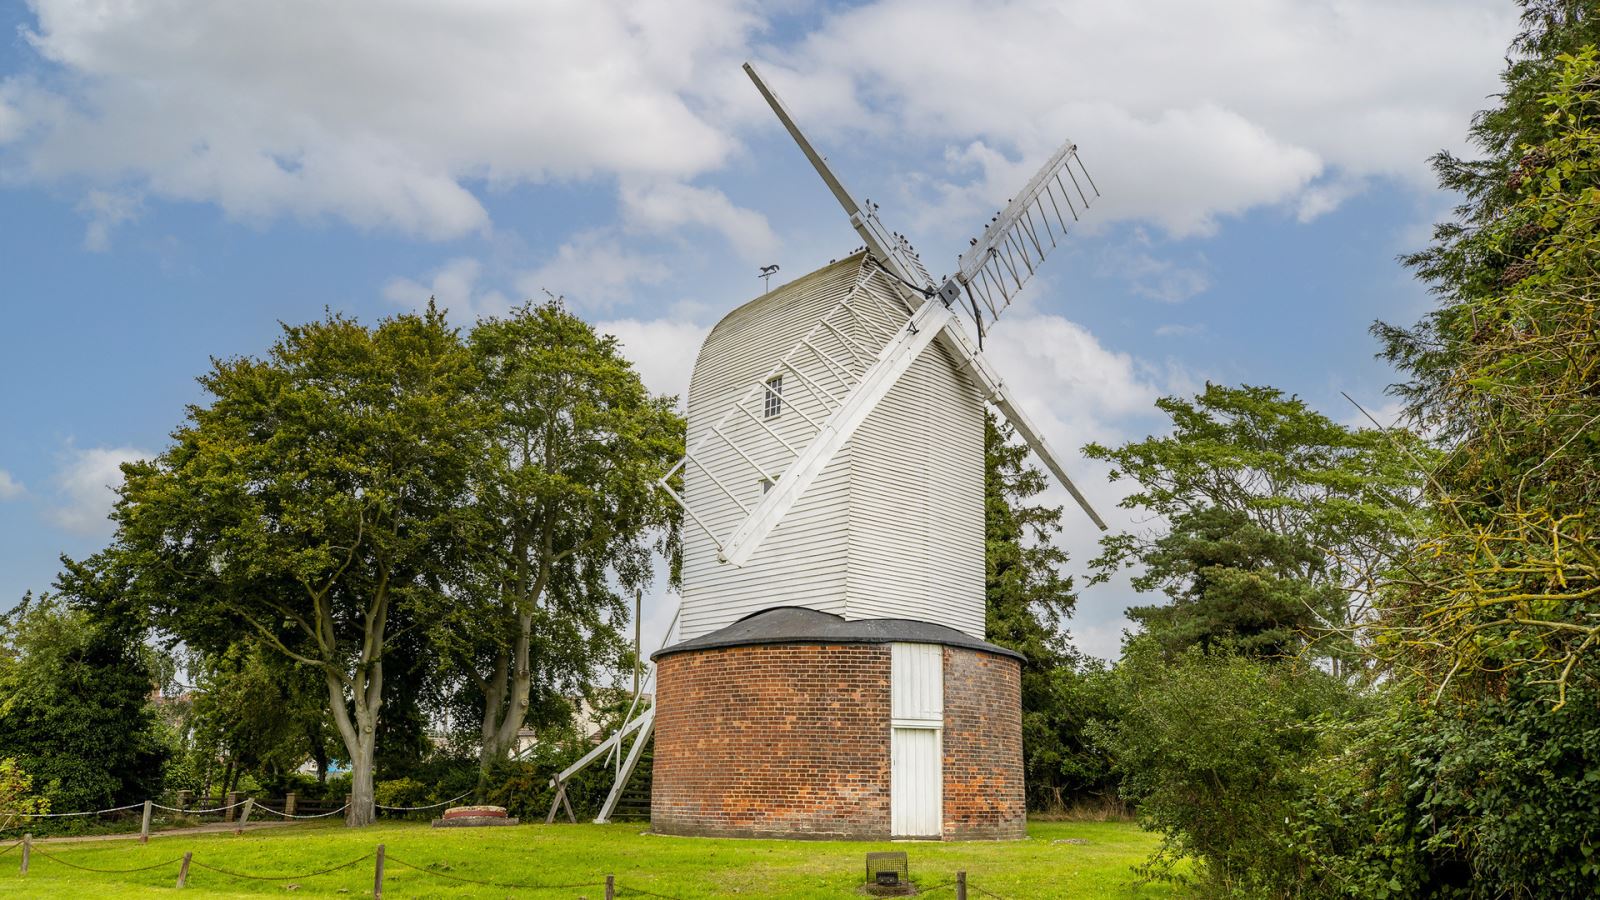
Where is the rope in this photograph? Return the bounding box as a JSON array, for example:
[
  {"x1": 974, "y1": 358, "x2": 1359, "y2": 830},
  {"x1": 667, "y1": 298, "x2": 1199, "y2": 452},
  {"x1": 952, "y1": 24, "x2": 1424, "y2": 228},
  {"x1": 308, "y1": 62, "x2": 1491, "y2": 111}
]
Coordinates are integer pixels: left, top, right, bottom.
[
  {"x1": 970, "y1": 883, "x2": 1011, "y2": 900},
  {"x1": 383, "y1": 854, "x2": 600, "y2": 891},
  {"x1": 616, "y1": 883, "x2": 689, "y2": 900},
  {"x1": 190, "y1": 852, "x2": 374, "y2": 882},
  {"x1": 150, "y1": 800, "x2": 248, "y2": 814},
  {"x1": 0, "y1": 839, "x2": 23, "y2": 857},
  {"x1": 27, "y1": 846, "x2": 184, "y2": 874},
  {"x1": 917, "y1": 882, "x2": 957, "y2": 894},
  {"x1": 253, "y1": 803, "x2": 349, "y2": 819},
  {"x1": 375, "y1": 790, "x2": 473, "y2": 811},
  {"x1": 12, "y1": 803, "x2": 142, "y2": 818}
]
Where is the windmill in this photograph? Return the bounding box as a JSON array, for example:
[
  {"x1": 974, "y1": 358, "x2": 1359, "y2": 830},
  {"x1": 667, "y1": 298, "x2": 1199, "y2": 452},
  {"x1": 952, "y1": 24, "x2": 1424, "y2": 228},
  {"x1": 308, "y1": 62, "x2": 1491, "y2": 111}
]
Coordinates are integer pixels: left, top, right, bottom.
[{"x1": 560, "y1": 62, "x2": 1106, "y2": 841}]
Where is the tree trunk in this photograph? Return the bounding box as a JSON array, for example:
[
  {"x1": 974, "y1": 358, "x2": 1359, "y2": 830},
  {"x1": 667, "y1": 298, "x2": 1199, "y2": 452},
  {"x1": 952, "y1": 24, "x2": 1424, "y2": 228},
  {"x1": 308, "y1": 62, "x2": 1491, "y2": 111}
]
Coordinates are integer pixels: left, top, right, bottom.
[
  {"x1": 325, "y1": 663, "x2": 383, "y2": 827},
  {"x1": 477, "y1": 609, "x2": 535, "y2": 786}
]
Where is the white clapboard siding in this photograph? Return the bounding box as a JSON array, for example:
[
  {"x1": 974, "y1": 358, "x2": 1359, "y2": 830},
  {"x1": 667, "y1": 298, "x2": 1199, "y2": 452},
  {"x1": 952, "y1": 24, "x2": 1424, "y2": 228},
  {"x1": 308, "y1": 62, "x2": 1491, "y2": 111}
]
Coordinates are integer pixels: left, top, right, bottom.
[{"x1": 679, "y1": 252, "x2": 987, "y2": 640}]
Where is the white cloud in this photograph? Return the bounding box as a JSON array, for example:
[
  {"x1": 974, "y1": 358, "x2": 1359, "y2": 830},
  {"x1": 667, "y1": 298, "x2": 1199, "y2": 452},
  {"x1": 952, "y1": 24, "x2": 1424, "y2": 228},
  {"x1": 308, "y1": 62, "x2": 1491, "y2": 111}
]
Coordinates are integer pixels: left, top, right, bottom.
[
  {"x1": 383, "y1": 257, "x2": 513, "y2": 323},
  {"x1": 47, "y1": 445, "x2": 147, "y2": 536},
  {"x1": 0, "y1": 470, "x2": 23, "y2": 500},
  {"x1": 596, "y1": 318, "x2": 711, "y2": 405},
  {"x1": 4, "y1": 0, "x2": 759, "y2": 238},
  {"x1": 1, "y1": 1, "x2": 1515, "y2": 247},
  {"x1": 1098, "y1": 234, "x2": 1212, "y2": 303},
  {"x1": 76, "y1": 188, "x2": 141, "y2": 251},
  {"x1": 515, "y1": 231, "x2": 672, "y2": 311},
  {"x1": 983, "y1": 312, "x2": 1194, "y2": 660},
  {"x1": 621, "y1": 179, "x2": 778, "y2": 263},
  {"x1": 773, "y1": 0, "x2": 1514, "y2": 235}
]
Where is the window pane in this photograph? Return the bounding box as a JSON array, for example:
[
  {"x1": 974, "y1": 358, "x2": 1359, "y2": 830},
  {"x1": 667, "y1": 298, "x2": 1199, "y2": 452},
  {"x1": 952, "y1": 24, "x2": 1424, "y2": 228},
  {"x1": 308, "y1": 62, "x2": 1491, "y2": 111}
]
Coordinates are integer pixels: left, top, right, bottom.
[{"x1": 764, "y1": 375, "x2": 783, "y2": 418}]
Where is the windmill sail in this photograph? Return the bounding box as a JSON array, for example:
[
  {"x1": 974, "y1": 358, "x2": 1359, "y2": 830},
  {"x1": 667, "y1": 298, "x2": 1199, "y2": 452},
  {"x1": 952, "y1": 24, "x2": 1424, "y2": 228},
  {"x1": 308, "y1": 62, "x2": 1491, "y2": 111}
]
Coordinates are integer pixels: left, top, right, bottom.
[{"x1": 940, "y1": 141, "x2": 1097, "y2": 340}]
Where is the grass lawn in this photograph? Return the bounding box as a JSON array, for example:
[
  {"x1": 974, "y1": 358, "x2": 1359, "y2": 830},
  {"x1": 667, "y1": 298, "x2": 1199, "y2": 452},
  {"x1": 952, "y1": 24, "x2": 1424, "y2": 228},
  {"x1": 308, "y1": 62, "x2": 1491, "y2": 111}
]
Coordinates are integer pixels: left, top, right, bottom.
[{"x1": 0, "y1": 818, "x2": 1180, "y2": 898}]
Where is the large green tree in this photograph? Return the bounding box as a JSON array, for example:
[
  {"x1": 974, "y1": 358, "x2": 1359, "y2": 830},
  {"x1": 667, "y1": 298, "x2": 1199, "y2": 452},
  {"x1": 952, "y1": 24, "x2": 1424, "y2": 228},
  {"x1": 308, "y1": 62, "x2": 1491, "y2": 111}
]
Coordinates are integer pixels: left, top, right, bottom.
[
  {"x1": 115, "y1": 307, "x2": 482, "y2": 825},
  {"x1": 0, "y1": 565, "x2": 168, "y2": 813},
  {"x1": 1086, "y1": 384, "x2": 1427, "y2": 672},
  {"x1": 438, "y1": 303, "x2": 682, "y2": 782},
  {"x1": 1375, "y1": 8, "x2": 1600, "y2": 702}
]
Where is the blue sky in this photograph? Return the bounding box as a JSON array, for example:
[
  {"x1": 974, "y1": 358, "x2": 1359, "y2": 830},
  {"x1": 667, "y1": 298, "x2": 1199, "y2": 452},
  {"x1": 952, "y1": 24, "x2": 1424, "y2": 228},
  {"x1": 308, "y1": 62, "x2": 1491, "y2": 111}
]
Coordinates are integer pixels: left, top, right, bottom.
[{"x1": 0, "y1": 0, "x2": 1519, "y2": 658}]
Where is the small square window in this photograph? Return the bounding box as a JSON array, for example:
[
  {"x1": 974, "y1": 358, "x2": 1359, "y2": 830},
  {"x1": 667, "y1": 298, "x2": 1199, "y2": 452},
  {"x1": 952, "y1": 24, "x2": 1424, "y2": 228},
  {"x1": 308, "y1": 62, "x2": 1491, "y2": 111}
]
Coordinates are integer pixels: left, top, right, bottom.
[{"x1": 763, "y1": 375, "x2": 784, "y2": 418}]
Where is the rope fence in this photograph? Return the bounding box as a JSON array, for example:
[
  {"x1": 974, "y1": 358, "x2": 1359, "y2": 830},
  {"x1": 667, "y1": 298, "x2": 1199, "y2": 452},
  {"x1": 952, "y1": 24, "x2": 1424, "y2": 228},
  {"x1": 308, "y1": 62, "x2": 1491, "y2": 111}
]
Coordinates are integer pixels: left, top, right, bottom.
[
  {"x1": 384, "y1": 852, "x2": 603, "y2": 891},
  {"x1": 149, "y1": 800, "x2": 247, "y2": 815},
  {"x1": 4, "y1": 838, "x2": 699, "y2": 898},
  {"x1": 374, "y1": 789, "x2": 473, "y2": 812},
  {"x1": 1, "y1": 788, "x2": 432, "y2": 840},
  {"x1": 27, "y1": 845, "x2": 186, "y2": 874},
  {"x1": 189, "y1": 852, "x2": 375, "y2": 882},
  {"x1": 2, "y1": 824, "x2": 1013, "y2": 899},
  {"x1": 9, "y1": 803, "x2": 143, "y2": 818},
  {"x1": 253, "y1": 803, "x2": 350, "y2": 819}
]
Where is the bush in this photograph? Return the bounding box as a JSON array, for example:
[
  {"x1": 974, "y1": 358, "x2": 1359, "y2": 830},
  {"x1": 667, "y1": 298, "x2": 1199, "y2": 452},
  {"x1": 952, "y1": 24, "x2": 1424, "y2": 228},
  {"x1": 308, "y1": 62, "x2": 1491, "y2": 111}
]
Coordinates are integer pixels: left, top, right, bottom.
[
  {"x1": 0, "y1": 758, "x2": 48, "y2": 831},
  {"x1": 1023, "y1": 661, "x2": 1123, "y2": 811},
  {"x1": 1093, "y1": 639, "x2": 1362, "y2": 895},
  {"x1": 481, "y1": 736, "x2": 653, "y2": 823},
  {"x1": 1298, "y1": 678, "x2": 1600, "y2": 899}
]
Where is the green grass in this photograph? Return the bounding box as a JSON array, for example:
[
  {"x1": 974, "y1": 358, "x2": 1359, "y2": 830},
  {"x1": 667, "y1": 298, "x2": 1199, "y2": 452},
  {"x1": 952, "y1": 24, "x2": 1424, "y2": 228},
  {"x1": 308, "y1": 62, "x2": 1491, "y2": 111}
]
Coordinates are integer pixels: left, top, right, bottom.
[{"x1": 0, "y1": 819, "x2": 1179, "y2": 898}]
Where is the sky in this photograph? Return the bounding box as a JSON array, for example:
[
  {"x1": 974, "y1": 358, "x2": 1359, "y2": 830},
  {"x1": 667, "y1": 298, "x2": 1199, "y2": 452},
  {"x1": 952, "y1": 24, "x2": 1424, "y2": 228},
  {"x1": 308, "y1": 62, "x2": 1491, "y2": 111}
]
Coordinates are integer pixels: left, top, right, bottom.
[{"x1": 0, "y1": 0, "x2": 1521, "y2": 661}]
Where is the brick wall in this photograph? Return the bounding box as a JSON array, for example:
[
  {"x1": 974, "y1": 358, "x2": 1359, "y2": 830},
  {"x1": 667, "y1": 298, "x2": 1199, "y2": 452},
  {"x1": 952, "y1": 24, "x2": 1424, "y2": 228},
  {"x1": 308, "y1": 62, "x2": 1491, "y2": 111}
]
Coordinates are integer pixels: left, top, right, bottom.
[
  {"x1": 942, "y1": 648, "x2": 1027, "y2": 839},
  {"x1": 650, "y1": 641, "x2": 1025, "y2": 840},
  {"x1": 652, "y1": 643, "x2": 893, "y2": 839}
]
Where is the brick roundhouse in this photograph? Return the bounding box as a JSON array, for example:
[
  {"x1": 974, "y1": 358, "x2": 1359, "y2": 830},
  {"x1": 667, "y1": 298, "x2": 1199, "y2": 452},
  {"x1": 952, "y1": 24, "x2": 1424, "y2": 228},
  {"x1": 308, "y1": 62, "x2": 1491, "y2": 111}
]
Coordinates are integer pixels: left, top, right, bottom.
[{"x1": 650, "y1": 607, "x2": 1026, "y2": 841}]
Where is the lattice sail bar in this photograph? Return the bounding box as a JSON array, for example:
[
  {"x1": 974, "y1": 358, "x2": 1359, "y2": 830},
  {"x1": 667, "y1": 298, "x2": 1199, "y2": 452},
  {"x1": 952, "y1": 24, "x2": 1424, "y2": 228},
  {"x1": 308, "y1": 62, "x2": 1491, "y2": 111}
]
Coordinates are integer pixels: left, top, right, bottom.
[
  {"x1": 658, "y1": 261, "x2": 913, "y2": 559},
  {"x1": 942, "y1": 142, "x2": 1097, "y2": 337}
]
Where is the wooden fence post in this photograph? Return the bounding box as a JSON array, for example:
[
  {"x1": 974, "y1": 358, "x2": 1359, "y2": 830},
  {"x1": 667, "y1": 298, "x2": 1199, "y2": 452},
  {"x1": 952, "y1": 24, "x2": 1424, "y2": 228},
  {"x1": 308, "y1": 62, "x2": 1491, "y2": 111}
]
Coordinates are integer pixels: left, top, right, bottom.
[
  {"x1": 139, "y1": 799, "x2": 154, "y2": 843},
  {"x1": 605, "y1": 874, "x2": 615, "y2": 900},
  {"x1": 176, "y1": 790, "x2": 192, "y2": 813},
  {"x1": 345, "y1": 793, "x2": 354, "y2": 826},
  {"x1": 373, "y1": 843, "x2": 386, "y2": 898},
  {"x1": 176, "y1": 851, "x2": 192, "y2": 888},
  {"x1": 224, "y1": 791, "x2": 240, "y2": 823},
  {"x1": 19, "y1": 834, "x2": 29, "y2": 875},
  {"x1": 285, "y1": 792, "x2": 297, "y2": 817},
  {"x1": 956, "y1": 870, "x2": 967, "y2": 900}
]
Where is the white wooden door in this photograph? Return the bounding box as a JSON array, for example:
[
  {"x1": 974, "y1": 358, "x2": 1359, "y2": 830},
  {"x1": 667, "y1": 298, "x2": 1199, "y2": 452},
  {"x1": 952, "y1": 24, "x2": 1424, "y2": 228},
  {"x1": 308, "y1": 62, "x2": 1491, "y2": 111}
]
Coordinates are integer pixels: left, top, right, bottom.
[
  {"x1": 890, "y1": 643, "x2": 943, "y2": 838},
  {"x1": 891, "y1": 726, "x2": 942, "y2": 837}
]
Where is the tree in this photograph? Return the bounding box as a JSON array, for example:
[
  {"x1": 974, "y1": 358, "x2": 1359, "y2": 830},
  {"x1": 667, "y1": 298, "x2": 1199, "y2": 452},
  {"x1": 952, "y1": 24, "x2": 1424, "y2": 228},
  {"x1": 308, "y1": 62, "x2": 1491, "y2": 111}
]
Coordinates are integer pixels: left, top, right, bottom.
[
  {"x1": 186, "y1": 640, "x2": 336, "y2": 793},
  {"x1": 1086, "y1": 384, "x2": 1428, "y2": 671},
  {"x1": 1375, "y1": 39, "x2": 1600, "y2": 703},
  {"x1": 0, "y1": 573, "x2": 168, "y2": 813},
  {"x1": 115, "y1": 307, "x2": 482, "y2": 825},
  {"x1": 985, "y1": 414, "x2": 1076, "y2": 668},
  {"x1": 438, "y1": 303, "x2": 682, "y2": 783},
  {"x1": 983, "y1": 415, "x2": 1117, "y2": 808}
]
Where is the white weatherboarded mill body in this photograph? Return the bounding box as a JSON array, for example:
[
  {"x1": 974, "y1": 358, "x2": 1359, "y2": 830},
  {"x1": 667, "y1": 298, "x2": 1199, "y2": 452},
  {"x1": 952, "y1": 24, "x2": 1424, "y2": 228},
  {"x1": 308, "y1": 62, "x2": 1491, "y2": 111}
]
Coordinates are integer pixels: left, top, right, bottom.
[{"x1": 678, "y1": 254, "x2": 987, "y2": 640}]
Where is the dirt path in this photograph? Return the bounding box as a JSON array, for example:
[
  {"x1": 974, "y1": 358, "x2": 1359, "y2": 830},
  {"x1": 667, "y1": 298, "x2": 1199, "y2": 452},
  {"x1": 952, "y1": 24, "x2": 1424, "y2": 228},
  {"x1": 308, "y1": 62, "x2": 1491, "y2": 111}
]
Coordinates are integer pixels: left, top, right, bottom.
[{"x1": 32, "y1": 821, "x2": 297, "y2": 844}]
